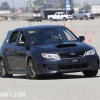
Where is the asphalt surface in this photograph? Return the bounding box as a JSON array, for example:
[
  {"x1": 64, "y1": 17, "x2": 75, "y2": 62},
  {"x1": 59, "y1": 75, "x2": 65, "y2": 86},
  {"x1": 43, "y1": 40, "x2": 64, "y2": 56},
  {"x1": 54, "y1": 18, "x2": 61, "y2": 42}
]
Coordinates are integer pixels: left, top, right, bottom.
[{"x1": 0, "y1": 19, "x2": 100, "y2": 100}]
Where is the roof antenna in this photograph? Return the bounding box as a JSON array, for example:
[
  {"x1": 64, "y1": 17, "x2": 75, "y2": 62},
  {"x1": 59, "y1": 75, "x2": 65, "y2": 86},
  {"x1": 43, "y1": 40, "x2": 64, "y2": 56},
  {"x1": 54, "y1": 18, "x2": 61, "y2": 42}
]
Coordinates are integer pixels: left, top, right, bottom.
[{"x1": 29, "y1": 21, "x2": 31, "y2": 26}]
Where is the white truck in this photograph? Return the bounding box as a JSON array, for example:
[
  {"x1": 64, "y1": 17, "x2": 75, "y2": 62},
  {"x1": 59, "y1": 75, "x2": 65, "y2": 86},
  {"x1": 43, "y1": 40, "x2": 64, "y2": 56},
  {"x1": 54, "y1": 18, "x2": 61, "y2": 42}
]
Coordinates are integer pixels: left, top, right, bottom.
[
  {"x1": 91, "y1": 4, "x2": 100, "y2": 16},
  {"x1": 72, "y1": 10, "x2": 94, "y2": 20},
  {"x1": 48, "y1": 12, "x2": 73, "y2": 21},
  {"x1": 27, "y1": 6, "x2": 43, "y2": 22}
]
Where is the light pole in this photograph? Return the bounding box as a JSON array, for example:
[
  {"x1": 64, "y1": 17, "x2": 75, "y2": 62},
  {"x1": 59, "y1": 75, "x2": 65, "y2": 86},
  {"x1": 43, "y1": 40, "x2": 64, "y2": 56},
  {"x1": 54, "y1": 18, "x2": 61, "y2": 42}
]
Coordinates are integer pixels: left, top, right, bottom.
[{"x1": 13, "y1": 0, "x2": 15, "y2": 20}]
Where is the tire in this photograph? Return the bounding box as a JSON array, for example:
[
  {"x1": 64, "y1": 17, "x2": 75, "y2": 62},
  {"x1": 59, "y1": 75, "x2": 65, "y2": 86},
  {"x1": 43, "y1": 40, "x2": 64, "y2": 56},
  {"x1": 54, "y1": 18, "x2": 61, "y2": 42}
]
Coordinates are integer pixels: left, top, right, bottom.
[
  {"x1": 91, "y1": 17, "x2": 94, "y2": 20},
  {"x1": 73, "y1": 16, "x2": 77, "y2": 20},
  {"x1": 50, "y1": 18, "x2": 53, "y2": 21},
  {"x1": 0, "y1": 59, "x2": 13, "y2": 78},
  {"x1": 80, "y1": 18, "x2": 83, "y2": 20},
  {"x1": 27, "y1": 59, "x2": 38, "y2": 79},
  {"x1": 63, "y1": 17, "x2": 67, "y2": 21},
  {"x1": 83, "y1": 70, "x2": 98, "y2": 77},
  {"x1": 84, "y1": 16, "x2": 88, "y2": 20}
]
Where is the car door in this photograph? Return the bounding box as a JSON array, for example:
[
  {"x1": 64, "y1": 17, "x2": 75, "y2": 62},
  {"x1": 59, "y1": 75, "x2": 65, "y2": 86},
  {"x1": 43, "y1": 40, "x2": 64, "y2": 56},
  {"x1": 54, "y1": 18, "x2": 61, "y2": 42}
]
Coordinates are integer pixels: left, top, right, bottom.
[
  {"x1": 15, "y1": 30, "x2": 27, "y2": 71},
  {"x1": 78, "y1": 11, "x2": 82, "y2": 18},
  {"x1": 5, "y1": 30, "x2": 19, "y2": 70},
  {"x1": 55, "y1": 13, "x2": 59, "y2": 20},
  {"x1": 59, "y1": 13, "x2": 63, "y2": 20}
]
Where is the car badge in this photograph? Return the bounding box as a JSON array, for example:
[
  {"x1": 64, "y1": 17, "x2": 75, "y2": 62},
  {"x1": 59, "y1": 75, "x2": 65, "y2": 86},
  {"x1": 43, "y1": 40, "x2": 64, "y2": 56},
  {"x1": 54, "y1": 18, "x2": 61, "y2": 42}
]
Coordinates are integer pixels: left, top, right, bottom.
[{"x1": 70, "y1": 53, "x2": 76, "y2": 56}]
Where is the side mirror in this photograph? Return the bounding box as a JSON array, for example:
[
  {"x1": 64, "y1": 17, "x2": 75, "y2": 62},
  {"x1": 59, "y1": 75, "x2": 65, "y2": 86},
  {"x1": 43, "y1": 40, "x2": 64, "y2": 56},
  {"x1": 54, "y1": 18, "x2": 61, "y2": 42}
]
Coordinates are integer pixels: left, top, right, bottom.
[
  {"x1": 17, "y1": 41, "x2": 25, "y2": 46},
  {"x1": 79, "y1": 36, "x2": 85, "y2": 42}
]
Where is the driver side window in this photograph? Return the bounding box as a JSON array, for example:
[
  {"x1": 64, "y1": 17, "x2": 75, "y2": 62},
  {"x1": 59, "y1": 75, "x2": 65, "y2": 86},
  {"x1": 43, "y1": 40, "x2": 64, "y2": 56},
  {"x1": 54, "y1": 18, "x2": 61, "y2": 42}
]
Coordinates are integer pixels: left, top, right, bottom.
[
  {"x1": 18, "y1": 31, "x2": 26, "y2": 42},
  {"x1": 9, "y1": 31, "x2": 19, "y2": 44}
]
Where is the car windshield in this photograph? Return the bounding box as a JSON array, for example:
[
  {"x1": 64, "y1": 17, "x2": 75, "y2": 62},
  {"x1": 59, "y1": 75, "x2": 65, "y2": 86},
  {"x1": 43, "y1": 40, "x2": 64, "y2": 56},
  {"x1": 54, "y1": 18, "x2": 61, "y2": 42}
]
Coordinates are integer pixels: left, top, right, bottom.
[
  {"x1": 84, "y1": 11, "x2": 89, "y2": 13},
  {"x1": 27, "y1": 27, "x2": 78, "y2": 45}
]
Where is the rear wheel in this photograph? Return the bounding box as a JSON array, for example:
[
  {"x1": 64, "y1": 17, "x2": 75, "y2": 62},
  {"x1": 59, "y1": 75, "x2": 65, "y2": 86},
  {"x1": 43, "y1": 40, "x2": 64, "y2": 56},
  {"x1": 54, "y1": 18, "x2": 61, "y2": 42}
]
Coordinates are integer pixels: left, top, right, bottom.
[
  {"x1": 91, "y1": 17, "x2": 94, "y2": 20},
  {"x1": 73, "y1": 16, "x2": 77, "y2": 20},
  {"x1": 63, "y1": 17, "x2": 67, "y2": 21},
  {"x1": 80, "y1": 18, "x2": 83, "y2": 20},
  {"x1": 27, "y1": 59, "x2": 38, "y2": 79},
  {"x1": 83, "y1": 70, "x2": 98, "y2": 77},
  {"x1": 84, "y1": 16, "x2": 88, "y2": 20},
  {"x1": 50, "y1": 18, "x2": 53, "y2": 21},
  {"x1": 0, "y1": 58, "x2": 13, "y2": 78}
]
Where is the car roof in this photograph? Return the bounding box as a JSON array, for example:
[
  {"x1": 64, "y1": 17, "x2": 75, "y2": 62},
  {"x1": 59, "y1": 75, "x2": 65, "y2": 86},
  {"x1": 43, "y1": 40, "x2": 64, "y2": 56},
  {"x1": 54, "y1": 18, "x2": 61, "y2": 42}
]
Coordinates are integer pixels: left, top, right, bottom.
[{"x1": 16, "y1": 25, "x2": 64, "y2": 30}]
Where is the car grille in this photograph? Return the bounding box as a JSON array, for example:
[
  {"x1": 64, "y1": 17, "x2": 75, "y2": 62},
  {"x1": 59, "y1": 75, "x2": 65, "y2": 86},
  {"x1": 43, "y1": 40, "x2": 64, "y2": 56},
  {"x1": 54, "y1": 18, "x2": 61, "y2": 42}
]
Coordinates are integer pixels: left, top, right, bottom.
[
  {"x1": 59, "y1": 51, "x2": 85, "y2": 58},
  {"x1": 58, "y1": 63, "x2": 89, "y2": 70}
]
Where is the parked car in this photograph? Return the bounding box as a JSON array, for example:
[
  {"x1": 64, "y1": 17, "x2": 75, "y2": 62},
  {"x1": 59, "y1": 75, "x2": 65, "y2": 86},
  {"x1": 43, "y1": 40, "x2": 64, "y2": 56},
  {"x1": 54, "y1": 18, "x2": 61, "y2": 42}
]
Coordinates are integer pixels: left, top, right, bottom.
[
  {"x1": 48, "y1": 12, "x2": 73, "y2": 21},
  {"x1": 72, "y1": 10, "x2": 94, "y2": 20},
  {"x1": 0, "y1": 25, "x2": 99, "y2": 79}
]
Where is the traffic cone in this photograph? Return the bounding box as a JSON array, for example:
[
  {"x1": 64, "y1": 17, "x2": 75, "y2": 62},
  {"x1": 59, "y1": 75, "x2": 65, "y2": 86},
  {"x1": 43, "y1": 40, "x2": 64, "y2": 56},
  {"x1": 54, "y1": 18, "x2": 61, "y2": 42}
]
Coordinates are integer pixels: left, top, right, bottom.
[
  {"x1": 50, "y1": 22, "x2": 51, "y2": 25},
  {"x1": 92, "y1": 32, "x2": 95, "y2": 36},
  {"x1": 73, "y1": 30, "x2": 76, "y2": 33},
  {"x1": 84, "y1": 32, "x2": 87, "y2": 35},
  {"x1": 88, "y1": 38, "x2": 92, "y2": 42},
  {"x1": 63, "y1": 22, "x2": 67, "y2": 27}
]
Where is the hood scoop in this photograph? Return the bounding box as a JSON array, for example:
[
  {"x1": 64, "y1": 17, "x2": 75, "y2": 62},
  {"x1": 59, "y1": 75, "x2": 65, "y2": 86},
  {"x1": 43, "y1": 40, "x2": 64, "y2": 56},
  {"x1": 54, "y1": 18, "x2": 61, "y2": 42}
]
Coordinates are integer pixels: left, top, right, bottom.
[{"x1": 56, "y1": 44, "x2": 77, "y2": 48}]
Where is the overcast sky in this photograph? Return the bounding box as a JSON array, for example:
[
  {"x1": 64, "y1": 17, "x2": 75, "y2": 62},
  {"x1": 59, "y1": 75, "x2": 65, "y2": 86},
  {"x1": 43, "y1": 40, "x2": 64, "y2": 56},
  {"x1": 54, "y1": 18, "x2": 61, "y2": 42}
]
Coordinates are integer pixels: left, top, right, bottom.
[{"x1": 0, "y1": 0, "x2": 100, "y2": 8}]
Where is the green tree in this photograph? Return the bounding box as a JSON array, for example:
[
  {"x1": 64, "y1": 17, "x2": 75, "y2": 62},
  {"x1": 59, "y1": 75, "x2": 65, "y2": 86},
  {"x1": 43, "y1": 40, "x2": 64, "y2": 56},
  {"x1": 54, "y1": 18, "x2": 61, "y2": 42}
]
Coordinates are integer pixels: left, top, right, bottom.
[
  {"x1": 81, "y1": 5, "x2": 91, "y2": 10},
  {"x1": 0, "y1": 1, "x2": 10, "y2": 10}
]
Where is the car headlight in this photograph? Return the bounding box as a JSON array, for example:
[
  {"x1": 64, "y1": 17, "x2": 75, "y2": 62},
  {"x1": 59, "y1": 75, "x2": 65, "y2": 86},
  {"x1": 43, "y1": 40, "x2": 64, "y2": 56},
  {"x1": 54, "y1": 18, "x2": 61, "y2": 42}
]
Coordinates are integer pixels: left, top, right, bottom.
[
  {"x1": 41, "y1": 53, "x2": 61, "y2": 60},
  {"x1": 84, "y1": 49, "x2": 95, "y2": 56}
]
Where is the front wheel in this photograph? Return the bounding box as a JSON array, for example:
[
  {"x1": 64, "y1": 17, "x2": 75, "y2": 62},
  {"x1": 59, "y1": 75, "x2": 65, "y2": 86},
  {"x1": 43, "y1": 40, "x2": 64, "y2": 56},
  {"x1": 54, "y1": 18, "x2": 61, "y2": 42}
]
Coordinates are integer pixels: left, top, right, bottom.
[
  {"x1": 84, "y1": 16, "x2": 88, "y2": 20},
  {"x1": 63, "y1": 17, "x2": 67, "y2": 21},
  {"x1": 0, "y1": 59, "x2": 13, "y2": 78},
  {"x1": 73, "y1": 16, "x2": 77, "y2": 20},
  {"x1": 27, "y1": 59, "x2": 38, "y2": 79},
  {"x1": 83, "y1": 70, "x2": 98, "y2": 77},
  {"x1": 50, "y1": 18, "x2": 53, "y2": 21},
  {"x1": 91, "y1": 17, "x2": 94, "y2": 20}
]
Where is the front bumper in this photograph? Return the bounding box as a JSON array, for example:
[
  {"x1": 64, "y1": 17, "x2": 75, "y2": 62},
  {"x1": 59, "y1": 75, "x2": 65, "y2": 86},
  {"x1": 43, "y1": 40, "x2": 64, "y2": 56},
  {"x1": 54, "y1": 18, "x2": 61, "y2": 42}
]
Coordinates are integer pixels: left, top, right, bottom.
[
  {"x1": 36, "y1": 55, "x2": 100, "y2": 75},
  {"x1": 68, "y1": 16, "x2": 73, "y2": 19}
]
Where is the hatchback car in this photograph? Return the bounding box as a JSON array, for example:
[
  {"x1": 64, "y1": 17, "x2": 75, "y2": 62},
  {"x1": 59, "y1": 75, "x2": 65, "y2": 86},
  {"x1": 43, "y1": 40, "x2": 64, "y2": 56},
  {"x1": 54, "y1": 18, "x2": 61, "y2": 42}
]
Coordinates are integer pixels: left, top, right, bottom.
[{"x1": 0, "y1": 25, "x2": 99, "y2": 79}]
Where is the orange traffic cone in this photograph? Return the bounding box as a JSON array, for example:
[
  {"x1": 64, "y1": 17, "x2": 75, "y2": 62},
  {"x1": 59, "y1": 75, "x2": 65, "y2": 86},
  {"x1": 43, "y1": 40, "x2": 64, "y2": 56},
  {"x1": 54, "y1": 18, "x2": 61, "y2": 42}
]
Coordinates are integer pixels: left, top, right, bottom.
[
  {"x1": 88, "y1": 38, "x2": 92, "y2": 42},
  {"x1": 84, "y1": 32, "x2": 87, "y2": 35},
  {"x1": 73, "y1": 30, "x2": 76, "y2": 33},
  {"x1": 50, "y1": 22, "x2": 51, "y2": 25},
  {"x1": 63, "y1": 22, "x2": 67, "y2": 27},
  {"x1": 92, "y1": 32, "x2": 95, "y2": 36}
]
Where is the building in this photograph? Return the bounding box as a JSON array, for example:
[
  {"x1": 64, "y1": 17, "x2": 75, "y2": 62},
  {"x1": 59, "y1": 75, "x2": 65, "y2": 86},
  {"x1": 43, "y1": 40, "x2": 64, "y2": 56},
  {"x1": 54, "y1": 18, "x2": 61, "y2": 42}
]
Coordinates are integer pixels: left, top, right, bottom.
[{"x1": 47, "y1": 0, "x2": 62, "y2": 8}]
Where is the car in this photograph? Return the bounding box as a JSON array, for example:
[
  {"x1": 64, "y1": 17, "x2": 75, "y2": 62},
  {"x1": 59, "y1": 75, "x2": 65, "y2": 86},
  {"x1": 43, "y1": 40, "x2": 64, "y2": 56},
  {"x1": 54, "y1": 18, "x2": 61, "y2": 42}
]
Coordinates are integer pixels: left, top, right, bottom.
[
  {"x1": 48, "y1": 12, "x2": 73, "y2": 21},
  {"x1": 0, "y1": 25, "x2": 99, "y2": 79},
  {"x1": 73, "y1": 10, "x2": 94, "y2": 20}
]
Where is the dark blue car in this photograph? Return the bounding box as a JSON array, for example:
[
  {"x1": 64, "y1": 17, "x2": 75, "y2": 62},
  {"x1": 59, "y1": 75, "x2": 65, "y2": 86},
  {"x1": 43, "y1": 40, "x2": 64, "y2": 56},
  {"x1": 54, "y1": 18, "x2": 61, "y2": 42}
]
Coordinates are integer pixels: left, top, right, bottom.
[{"x1": 0, "y1": 25, "x2": 99, "y2": 79}]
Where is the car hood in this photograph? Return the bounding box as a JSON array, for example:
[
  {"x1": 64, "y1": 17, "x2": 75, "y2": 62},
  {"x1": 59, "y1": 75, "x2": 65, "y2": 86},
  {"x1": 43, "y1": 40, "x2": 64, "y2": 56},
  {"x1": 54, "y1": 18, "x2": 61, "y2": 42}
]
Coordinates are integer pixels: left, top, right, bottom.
[{"x1": 33, "y1": 42, "x2": 93, "y2": 53}]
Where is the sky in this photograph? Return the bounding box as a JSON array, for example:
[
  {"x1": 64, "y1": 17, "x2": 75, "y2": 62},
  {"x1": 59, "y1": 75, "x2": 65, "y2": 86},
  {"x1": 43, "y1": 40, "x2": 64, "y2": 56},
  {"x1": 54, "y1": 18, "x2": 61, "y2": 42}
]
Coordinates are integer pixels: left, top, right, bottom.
[{"x1": 0, "y1": 0, "x2": 100, "y2": 8}]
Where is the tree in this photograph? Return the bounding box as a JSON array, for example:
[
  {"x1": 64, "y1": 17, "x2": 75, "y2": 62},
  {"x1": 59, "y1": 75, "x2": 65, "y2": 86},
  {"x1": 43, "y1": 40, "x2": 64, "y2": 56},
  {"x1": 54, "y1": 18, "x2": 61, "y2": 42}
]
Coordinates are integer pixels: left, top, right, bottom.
[
  {"x1": 0, "y1": 1, "x2": 10, "y2": 10},
  {"x1": 81, "y1": 5, "x2": 91, "y2": 10}
]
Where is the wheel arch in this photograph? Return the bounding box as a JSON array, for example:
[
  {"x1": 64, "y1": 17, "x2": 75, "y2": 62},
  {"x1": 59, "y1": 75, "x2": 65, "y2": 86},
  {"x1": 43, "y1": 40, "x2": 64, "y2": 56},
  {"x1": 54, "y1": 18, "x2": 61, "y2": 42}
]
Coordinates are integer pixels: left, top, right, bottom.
[{"x1": 27, "y1": 56, "x2": 33, "y2": 65}]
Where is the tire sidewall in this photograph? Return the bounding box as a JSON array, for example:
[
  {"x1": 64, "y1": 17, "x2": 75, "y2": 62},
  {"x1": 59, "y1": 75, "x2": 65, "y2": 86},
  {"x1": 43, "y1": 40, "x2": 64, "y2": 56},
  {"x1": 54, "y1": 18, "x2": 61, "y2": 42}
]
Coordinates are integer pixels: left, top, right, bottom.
[
  {"x1": 27, "y1": 59, "x2": 37, "y2": 79},
  {"x1": 0, "y1": 59, "x2": 8, "y2": 77}
]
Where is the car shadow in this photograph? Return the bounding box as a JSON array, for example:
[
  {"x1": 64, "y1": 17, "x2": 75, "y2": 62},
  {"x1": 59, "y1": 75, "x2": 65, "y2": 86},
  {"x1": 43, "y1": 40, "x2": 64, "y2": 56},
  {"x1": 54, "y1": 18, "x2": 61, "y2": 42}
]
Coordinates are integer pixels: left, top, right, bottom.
[{"x1": 11, "y1": 74, "x2": 100, "y2": 80}]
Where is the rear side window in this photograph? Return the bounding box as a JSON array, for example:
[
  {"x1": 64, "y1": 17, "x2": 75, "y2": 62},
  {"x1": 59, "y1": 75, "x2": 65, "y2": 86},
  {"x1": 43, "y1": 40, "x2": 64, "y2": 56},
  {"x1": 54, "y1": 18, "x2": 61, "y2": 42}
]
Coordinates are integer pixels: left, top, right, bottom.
[{"x1": 9, "y1": 31, "x2": 19, "y2": 44}]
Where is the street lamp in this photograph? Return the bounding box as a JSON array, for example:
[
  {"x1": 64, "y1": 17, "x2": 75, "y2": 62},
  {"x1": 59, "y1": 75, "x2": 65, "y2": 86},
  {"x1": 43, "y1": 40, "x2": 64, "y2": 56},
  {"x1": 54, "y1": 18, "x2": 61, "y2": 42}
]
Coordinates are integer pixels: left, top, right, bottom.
[{"x1": 13, "y1": 0, "x2": 15, "y2": 20}]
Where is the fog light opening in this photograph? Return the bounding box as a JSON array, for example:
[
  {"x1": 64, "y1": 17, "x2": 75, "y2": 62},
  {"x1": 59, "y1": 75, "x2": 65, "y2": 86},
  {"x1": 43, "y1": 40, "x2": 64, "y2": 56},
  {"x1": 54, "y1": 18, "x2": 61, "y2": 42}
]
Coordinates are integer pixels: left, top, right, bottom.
[{"x1": 43, "y1": 64, "x2": 51, "y2": 71}]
